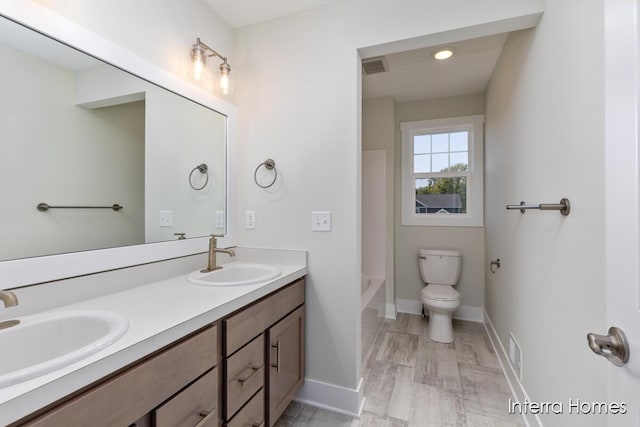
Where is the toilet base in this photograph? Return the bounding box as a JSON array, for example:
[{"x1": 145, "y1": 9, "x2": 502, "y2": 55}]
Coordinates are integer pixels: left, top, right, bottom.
[{"x1": 423, "y1": 306, "x2": 455, "y2": 343}]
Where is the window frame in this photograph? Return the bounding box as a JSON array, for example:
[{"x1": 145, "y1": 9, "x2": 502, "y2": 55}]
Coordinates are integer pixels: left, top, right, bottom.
[{"x1": 400, "y1": 115, "x2": 484, "y2": 227}]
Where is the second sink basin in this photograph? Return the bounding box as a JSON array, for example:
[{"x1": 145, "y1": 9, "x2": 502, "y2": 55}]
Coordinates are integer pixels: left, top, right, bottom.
[
  {"x1": 188, "y1": 263, "x2": 281, "y2": 286},
  {"x1": 0, "y1": 310, "x2": 129, "y2": 388}
]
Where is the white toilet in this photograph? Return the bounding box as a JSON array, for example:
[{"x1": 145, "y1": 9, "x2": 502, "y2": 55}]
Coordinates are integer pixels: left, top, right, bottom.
[{"x1": 418, "y1": 249, "x2": 462, "y2": 343}]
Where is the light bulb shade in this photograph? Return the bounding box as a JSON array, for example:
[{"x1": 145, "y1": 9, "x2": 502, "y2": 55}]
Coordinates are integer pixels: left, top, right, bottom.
[
  {"x1": 191, "y1": 44, "x2": 207, "y2": 81},
  {"x1": 219, "y1": 62, "x2": 231, "y2": 95},
  {"x1": 432, "y1": 47, "x2": 455, "y2": 61}
]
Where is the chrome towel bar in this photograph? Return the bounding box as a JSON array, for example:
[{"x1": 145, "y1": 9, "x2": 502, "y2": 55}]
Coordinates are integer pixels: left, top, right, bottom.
[
  {"x1": 506, "y1": 198, "x2": 570, "y2": 216},
  {"x1": 37, "y1": 203, "x2": 123, "y2": 212}
]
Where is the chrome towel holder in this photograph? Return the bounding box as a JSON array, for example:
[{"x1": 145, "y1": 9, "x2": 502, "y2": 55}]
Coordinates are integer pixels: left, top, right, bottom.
[
  {"x1": 489, "y1": 259, "x2": 501, "y2": 274},
  {"x1": 506, "y1": 198, "x2": 570, "y2": 216},
  {"x1": 254, "y1": 158, "x2": 277, "y2": 189},
  {"x1": 37, "y1": 203, "x2": 123, "y2": 211},
  {"x1": 189, "y1": 163, "x2": 209, "y2": 191}
]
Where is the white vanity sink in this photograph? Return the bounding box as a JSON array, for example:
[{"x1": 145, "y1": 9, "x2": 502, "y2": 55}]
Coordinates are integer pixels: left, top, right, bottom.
[
  {"x1": 0, "y1": 310, "x2": 129, "y2": 388},
  {"x1": 188, "y1": 263, "x2": 281, "y2": 286}
]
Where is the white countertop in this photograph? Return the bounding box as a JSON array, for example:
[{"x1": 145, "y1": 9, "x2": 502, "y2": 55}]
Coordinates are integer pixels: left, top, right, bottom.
[{"x1": 0, "y1": 248, "x2": 307, "y2": 425}]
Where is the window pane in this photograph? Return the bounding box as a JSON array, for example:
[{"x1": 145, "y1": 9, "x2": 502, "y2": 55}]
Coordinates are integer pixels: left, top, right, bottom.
[
  {"x1": 432, "y1": 153, "x2": 449, "y2": 172},
  {"x1": 415, "y1": 177, "x2": 467, "y2": 214},
  {"x1": 414, "y1": 154, "x2": 431, "y2": 173},
  {"x1": 431, "y1": 133, "x2": 448, "y2": 153},
  {"x1": 450, "y1": 152, "x2": 468, "y2": 169},
  {"x1": 450, "y1": 131, "x2": 468, "y2": 152},
  {"x1": 414, "y1": 135, "x2": 430, "y2": 154}
]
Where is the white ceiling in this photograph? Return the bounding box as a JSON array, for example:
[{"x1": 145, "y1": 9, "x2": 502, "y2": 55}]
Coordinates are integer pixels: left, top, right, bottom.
[
  {"x1": 203, "y1": 0, "x2": 340, "y2": 29},
  {"x1": 362, "y1": 33, "x2": 508, "y2": 103}
]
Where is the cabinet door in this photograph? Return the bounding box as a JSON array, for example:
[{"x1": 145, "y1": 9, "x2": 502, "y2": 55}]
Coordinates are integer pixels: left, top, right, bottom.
[{"x1": 268, "y1": 306, "x2": 304, "y2": 426}]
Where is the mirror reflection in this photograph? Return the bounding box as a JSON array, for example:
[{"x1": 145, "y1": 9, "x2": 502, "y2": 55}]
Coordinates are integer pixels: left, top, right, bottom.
[{"x1": 0, "y1": 17, "x2": 226, "y2": 262}]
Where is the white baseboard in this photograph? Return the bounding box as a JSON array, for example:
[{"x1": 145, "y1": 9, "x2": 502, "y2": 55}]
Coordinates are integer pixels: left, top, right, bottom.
[
  {"x1": 396, "y1": 298, "x2": 484, "y2": 322},
  {"x1": 295, "y1": 377, "x2": 364, "y2": 418},
  {"x1": 483, "y1": 311, "x2": 543, "y2": 427}
]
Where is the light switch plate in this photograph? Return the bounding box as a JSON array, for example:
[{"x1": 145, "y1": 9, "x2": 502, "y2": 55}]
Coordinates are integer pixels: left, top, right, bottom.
[
  {"x1": 159, "y1": 210, "x2": 173, "y2": 227},
  {"x1": 246, "y1": 210, "x2": 256, "y2": 229},
  {"x1": 215, "y1": 211, "x2": 224, "y2": 229},
  {"x1": 312, "y1": 211, "x2": 331, "y2": 231}
]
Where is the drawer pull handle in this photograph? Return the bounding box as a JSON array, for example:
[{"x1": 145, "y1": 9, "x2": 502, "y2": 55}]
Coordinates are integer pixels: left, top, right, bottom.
[
  {"x1": 252, "y1": 422, "x2": 265, "y2": 427},
  {"x1": 237, "y1": 366, "x2": 261, "y2": 386},
  {"x1": 271, "y1": 341, "x2": 280, "y2": 373},
  {"x1": 194, "y1": 408, "x2": 216, "y2": 427}
]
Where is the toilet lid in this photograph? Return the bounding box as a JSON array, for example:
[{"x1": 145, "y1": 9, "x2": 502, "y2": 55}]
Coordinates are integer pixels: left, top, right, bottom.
[{"x1": 422, "y1": 285, "x2": 461, "y2": 302}]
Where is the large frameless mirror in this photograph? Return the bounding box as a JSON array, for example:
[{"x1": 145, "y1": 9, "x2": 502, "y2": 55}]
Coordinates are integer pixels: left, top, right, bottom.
[{"x1": 0, "y1": 15, "x2": 227, "y2": 262}]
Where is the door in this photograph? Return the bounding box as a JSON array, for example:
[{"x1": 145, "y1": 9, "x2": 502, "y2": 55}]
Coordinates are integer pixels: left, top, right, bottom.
[
  {"x1": 603, "y1": 0, "x2": 640, "y2": 425},
  {"x1": 268, "y1": 306, "x2": 305, "y2": 426}
]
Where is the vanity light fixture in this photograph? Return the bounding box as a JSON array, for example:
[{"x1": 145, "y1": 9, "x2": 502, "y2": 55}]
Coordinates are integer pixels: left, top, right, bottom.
[
  {"x1": 432, "y1": 47, "x2": 455, "y2": 61},
  {"x1": 191, "y1": 37, "x2": 231, "y2": 95}
]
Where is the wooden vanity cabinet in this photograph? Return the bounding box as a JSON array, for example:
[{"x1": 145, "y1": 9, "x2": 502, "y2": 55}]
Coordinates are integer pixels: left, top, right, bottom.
[
  {"x1": 14, "y1": 276, "x2": 305, "y2": 427},
  {"x1": 222, "y1": 278, "x2": 305, "y2": 427}
]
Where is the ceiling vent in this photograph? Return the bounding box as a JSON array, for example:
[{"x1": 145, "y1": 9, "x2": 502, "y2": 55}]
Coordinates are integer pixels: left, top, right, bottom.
[{"x1": 362, "y1": 56, "x2": 388, "y2": 75}]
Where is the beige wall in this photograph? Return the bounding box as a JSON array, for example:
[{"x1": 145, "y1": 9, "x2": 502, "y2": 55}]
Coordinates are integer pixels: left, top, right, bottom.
[
  {"x1": 484, "y1": 1, "x2": 606, "y2": 425},
  {"x1": 394, "y1": 94, "x2": 486, "y2": 317},
  {"x1": 33, "y1": 0, "x2": 234, "y2": 98}
]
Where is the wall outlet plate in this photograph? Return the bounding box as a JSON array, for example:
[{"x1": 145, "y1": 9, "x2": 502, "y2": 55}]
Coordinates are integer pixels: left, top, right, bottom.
[
  {"x1": 246, "y1": 210, "x2": 256, "y2": 229},
  {"x1": 215, "y1": 211, "x2": 224, "y2": 229},
  {"x1": 312, "y1": 211, "x2": 331, "y2": 232},
  {"x1": 159, "y1": 210, "x2": 173, "y2": 227}
]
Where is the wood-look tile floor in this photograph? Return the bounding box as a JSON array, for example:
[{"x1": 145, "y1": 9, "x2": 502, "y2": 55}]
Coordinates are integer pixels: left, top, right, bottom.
[{"x1": 275, "y1": 314, "x2": 525, "y2": 427}]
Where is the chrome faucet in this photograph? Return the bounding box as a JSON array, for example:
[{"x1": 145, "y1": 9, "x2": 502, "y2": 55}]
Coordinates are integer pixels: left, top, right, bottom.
[
  {"x1": 201, "y1": 234, "x2": 236, "y2": 273},
  {"x1": 0, "y1": 290, "x2": 18, "y2": 308}
]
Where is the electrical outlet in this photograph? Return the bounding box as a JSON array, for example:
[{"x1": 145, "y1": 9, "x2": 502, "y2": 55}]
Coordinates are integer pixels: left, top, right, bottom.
[
  {"x1": 215, "y1": 211, "x2": 224, "y2": 229},
  {"x1": 159, "y1": 210, "x2": 173, "y2": 227},
  {"x1": 246, "y1": 210, "x2": 256, "y2": 229},
  {"x1": 312, "y1": 211, "x2": 331, "y2": 232}
]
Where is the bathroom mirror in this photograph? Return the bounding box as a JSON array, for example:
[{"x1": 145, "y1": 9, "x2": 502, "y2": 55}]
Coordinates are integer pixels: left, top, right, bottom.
[{"x1": 0, "y1": 16, "x2": 227, "y2": 262}]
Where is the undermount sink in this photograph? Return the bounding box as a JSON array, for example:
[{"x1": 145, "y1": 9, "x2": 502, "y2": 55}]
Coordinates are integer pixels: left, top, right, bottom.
[
  {"x1": 0, "y1": 310, "x2": 129, "y2": 388},
  {"x1": 188, "y1": 263, "x2": 281, "y2": 286}
]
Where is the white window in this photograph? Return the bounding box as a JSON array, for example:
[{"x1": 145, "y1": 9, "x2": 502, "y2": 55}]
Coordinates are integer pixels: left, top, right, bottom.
[{"x1": 401, "y1": 115, "x2": 484, "y2": 227}]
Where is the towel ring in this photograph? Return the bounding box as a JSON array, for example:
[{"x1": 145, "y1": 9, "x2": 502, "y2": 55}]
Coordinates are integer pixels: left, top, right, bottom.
[
  {"x1": 189, "y1": 163, "x2": 209, "y2": 191},
  {"x1": 254, "y1": 159, "x2": 277, "y2": 189}
]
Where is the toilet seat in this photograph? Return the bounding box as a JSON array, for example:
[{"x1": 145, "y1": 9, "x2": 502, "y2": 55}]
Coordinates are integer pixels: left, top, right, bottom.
[{"x1": 422, "y1": 285, "x2": 461, "y2": 302}]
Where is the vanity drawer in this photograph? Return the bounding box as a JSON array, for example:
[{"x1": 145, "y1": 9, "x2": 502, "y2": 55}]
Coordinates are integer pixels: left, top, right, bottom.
[
  {"x1": 226, "y1": 334, "x2": 264, "y2": 418},
  {"x1": 224, "y1": 279, "x2": 304, "y2": 355},
  {"x1": 153, "y1": 367, "x2": 218, "y2": 427},
  {"x1": 226, "y1": 388, "x2": 264, "y2": 427},
  {"x1": 23, "y1": 325, "x2": 217, "y2": 427}
]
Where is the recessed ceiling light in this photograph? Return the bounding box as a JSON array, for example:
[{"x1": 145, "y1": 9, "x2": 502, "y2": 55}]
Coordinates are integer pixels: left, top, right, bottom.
[{"x1": 432, "y1": 47, "x2": 455, "y2": 61}]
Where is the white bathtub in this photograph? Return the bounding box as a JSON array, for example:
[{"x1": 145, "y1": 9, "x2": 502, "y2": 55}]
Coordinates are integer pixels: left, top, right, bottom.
[{"x1": 361, "y1": 275, "x2": 385, "y2": 365}]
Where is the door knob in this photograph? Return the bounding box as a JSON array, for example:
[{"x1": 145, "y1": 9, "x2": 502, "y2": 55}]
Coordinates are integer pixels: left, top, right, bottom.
[{"x1": 587, "y1": 326, "x2": 629, "y2": 367}]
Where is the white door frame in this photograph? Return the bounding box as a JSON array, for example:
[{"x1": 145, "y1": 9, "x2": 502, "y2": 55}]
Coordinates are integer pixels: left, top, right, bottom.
[{"x1": 604, "y1": 0, "x2": 640, "y2": 425}]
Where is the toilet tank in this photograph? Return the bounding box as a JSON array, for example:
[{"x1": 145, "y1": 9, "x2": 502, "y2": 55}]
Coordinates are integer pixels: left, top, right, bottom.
[{"x1": 418, "y1": 249, "x2": 462, "y2": 285}]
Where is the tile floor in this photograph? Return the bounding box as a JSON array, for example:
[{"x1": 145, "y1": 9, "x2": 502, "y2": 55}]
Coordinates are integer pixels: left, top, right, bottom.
[{"x1": 275, "y1": 314, "x2": 524, "y2": 427}]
